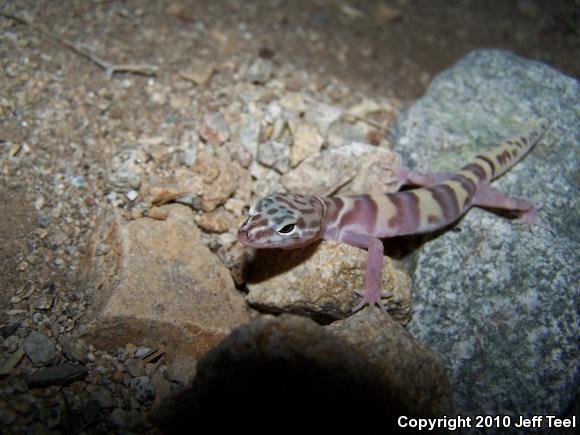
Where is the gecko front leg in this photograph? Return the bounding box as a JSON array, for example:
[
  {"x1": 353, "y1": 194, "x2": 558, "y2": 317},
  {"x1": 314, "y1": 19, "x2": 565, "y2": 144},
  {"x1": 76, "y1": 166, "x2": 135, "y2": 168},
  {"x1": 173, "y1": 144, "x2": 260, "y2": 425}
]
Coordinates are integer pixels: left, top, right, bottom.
[{"x1": 340, "y1": 231, "x2": 392, "y2": 312}]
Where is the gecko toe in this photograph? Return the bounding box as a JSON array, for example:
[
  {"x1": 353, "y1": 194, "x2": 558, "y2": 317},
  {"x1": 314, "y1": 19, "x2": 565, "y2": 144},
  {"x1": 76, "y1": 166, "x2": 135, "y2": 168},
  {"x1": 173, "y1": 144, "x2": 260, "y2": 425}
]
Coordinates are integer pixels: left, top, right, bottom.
[
  {"x1": 352, "y1": 289, "x2": 389, "y2": 312},
  {"x1": 351, "y1": 300, "x2": 366, "y2": 313},
  {"x1": 378, "y1": 299, "x2": 387, "y2": 312},
  {"x1": 513, "y1": 206, "x2": 553, "y2": 235}
]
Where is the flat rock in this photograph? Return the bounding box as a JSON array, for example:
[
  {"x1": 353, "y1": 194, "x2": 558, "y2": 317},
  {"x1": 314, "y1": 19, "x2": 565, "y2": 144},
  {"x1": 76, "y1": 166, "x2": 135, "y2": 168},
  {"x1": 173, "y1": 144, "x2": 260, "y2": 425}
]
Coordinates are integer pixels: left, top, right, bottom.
[
  {"x1": 27, "y1": 362, "x2": 88, "y2": 387},
  {"x1": 396, "y1": 49, "x2": 579, "y2": 418},
  {"x1": 77, "y1": 204, "x2": 250, "y2": 360},
  {"x1": 289, "y1": 122, "x2": 324, "y2": 167},
  {"x1": 179, "y1": 63, "x2": 215, "y2": 86},
  {"x1": 246, "y1": 240, "x2": 412, "y2": 323},
  {"x1": 282, "y1": 142, "x2": 401, "y2": 196},
  {"x1": 151, "y1": 314, "x2": 451, "y2": 434},
  {"x1": 234, "y1": 113, "x2": 262, "y2": 158},
  {"x1": 303, "y1": 100, "x2": 342, "y2": 135},
  {"x1": 60, "y1": 336, "x2": 87, "y2": 363},
  {"x1": 257, "y1": 139, "x2": 290, "y2": 173}
]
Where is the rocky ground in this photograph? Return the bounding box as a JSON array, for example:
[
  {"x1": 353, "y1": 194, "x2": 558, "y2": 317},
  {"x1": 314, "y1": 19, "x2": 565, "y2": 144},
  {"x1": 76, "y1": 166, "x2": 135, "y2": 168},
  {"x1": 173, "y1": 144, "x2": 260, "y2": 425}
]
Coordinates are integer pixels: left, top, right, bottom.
[{"x1": 1, "y1": 0, "x2": 578, "y2": 433}]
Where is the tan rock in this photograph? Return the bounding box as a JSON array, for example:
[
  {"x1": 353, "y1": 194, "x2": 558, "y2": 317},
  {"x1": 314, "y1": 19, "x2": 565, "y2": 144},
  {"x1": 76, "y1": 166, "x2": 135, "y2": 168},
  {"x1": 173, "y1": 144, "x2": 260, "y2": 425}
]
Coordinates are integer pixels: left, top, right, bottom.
[
  {"x1": 179, "y1": 63, "x2": 215, "y2": 86},
  {"x1": 192, "y1": 151, "x2": 249, "y2": 212},
  {"x1": 165, "y1": 2, "x2": 197, "y2": 22},
  {"x1": 139, "y1": 150, "x2": 251, "y2": 214},
  {"x1": 289, "y1": 122, "x2": 324, "y2": 167},
  {"x1": 278, "y1": 92, "x2": 306, "y2": 115},
  {"x1": 198, "y1": 112, "x2": 230, "y2": 146},
  {"x1": 216, "y1": 242, "x2": 255, "y2": 287},
  {"x1": 245, "y1": 240, "x2": 412, "y2": 323},
  {"x1": 144, "y1": 207, "x2": 170, "y2": 221},
  {"x1": 196, "y1": 208, "x2": 236, "y2": 233},
  {"x1": 142, "y1": 173, "x2": 204, "y2": 209},
  {"x1": 77, "y1": 204, "x2": 250, "y2": 361},
  {"x1": 282, "y1": 142, "x2": 401, "y2": 196}
]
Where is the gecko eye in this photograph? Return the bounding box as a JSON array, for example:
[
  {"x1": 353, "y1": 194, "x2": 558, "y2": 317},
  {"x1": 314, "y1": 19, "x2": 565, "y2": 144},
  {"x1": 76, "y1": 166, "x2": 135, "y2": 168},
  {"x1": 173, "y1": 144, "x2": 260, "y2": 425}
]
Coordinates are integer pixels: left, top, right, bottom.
[{"x1": 277, "y1": 224, "x2": 296, "y2": 234}]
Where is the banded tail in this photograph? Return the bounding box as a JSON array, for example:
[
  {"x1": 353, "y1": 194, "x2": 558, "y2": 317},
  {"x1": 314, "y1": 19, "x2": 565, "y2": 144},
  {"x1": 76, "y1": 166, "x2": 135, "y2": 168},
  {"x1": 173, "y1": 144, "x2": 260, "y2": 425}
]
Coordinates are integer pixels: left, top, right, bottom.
[{"x1": 467, "y1": 119, "x2": 551, "y2": 182}]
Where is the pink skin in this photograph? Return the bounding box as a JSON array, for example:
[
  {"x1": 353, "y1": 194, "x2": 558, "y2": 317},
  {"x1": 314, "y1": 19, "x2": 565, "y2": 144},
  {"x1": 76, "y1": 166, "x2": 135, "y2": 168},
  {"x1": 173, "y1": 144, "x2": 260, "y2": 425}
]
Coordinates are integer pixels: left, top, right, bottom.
[
  {"x1": 473, "y1": 184, "x2": 549, "y2": 230},
  {"x1": 339, "y1": 231, "x2": 392, "y2": 312},
  {"x1": 395, "y1": 168, "x2": 549, "y2": 229}
]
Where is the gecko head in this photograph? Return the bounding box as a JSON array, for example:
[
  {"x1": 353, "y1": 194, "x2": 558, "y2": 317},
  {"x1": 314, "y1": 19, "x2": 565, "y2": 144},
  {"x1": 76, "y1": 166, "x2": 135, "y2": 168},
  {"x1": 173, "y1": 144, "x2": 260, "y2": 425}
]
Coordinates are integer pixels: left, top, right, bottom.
[{"x1": 238, "y1": 193, "x2": 326, "y2": 249}]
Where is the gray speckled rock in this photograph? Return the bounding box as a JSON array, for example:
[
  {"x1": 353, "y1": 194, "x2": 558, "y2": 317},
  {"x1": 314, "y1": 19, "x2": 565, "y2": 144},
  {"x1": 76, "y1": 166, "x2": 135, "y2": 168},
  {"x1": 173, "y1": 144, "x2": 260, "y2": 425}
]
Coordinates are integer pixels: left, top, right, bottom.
[{"x1": 395, "y1": 50, "x2": 579, "y2": 419}]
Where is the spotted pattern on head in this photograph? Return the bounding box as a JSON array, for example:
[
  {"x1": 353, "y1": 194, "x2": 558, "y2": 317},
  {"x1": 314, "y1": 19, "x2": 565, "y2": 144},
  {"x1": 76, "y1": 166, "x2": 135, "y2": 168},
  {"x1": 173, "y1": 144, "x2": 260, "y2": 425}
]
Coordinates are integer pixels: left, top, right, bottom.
[{"x1": 238, "y1": 193, "x2": 326, "y2": 248}]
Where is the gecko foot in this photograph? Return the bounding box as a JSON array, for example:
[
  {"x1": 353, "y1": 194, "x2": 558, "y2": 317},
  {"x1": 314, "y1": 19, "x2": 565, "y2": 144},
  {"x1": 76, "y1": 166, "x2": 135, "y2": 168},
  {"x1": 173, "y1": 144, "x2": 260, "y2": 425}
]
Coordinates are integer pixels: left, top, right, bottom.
[
  {"x1": 352, "y1": 289, "x2": 393, "y2": 313},
  {"x1": 513, "y1": 205, "x2": 554, "y2": 235}
]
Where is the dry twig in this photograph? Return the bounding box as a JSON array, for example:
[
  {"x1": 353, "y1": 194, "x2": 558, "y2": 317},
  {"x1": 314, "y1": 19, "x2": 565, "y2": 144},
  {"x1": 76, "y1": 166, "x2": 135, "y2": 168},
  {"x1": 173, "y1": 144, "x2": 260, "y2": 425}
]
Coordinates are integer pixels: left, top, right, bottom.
[{"x1": 1, "y1": 12, "x2": 158, "y2": 77}]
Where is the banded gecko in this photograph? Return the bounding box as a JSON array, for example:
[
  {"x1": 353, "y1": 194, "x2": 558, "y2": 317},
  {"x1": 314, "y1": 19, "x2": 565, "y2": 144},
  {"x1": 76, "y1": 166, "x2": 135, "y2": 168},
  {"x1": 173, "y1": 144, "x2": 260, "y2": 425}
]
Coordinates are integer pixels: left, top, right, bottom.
[{"x1": 238, "y1": 121, "x2": 550, "y2": 312}]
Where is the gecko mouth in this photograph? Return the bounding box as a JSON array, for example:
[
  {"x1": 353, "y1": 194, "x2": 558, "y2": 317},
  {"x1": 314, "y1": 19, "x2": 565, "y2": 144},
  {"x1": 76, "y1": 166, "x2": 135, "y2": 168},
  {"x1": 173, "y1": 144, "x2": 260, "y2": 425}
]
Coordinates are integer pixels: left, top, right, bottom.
[{"x1": 238, "y1": 228, "x2": 250, "y2": 245}]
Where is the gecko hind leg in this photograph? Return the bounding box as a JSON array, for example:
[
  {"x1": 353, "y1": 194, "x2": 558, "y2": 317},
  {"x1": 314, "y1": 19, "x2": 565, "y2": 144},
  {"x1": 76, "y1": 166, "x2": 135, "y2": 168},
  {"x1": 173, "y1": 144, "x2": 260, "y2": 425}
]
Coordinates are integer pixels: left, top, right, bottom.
[{"x1": 473, "y1": 183, "x2": 551, "y2": 233}]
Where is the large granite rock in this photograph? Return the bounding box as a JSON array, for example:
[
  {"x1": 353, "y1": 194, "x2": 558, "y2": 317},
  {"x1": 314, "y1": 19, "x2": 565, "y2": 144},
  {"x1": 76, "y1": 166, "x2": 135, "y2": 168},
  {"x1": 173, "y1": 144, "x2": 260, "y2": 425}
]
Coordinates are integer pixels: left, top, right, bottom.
[
  {"x1": 151, "y1": 313, "x2": 452, "y2": 434},
  {"x1": 395, "y1": 50, "x2": 579, "y2": 419},
  {"x1": 76, "y1": 204, "x2": 250, "y2": 360}
]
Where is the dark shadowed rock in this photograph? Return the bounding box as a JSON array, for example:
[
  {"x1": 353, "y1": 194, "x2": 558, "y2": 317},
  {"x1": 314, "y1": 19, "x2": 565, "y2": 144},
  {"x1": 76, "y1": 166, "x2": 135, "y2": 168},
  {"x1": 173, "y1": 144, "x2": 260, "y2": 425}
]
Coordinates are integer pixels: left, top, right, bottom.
[
  {"x1": 27, "y1": 363, "x2": 88, "y2": 387},
  {"x1": 327, "y1": 309, "x2": 453, "y2": 417},
  {"x1": 150, "y1": 314, "x2": 452, "y2": 434}
]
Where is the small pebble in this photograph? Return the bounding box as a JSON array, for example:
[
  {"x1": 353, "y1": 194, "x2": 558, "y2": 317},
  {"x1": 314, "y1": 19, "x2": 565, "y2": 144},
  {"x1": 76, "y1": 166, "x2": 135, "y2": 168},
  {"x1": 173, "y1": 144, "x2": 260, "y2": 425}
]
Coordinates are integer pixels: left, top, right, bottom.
[
  {"x1": 245, "y1": 57, "x2": 273, "y2": 84},
  {"x1": 23, "y1": 331, "x2": 57, "y2": 367},
  {"x1": 95, "y1": 243, "x2": 109, "y2": 256},
  {"x1": 91, "y1": 385, "x2": 114, "y2": 408},
  {"x1": 128, "y1": 376, "x2": 155, "y2": 403},
  {"x1": 110, "y1": 407, "x2": 127, "y2": 428},
  {"x1": 126, "y1": 189, "x2": 139, "y2": 201},
  {"x1": 70, "y1": 175, "x2": 85, "y2": 188},
  {"x1": 126, "y1": 359, "x2": 145, "y2": 378},
  {"x1": 134, "y1": 347, "x2": 152, "y2": 358}
]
